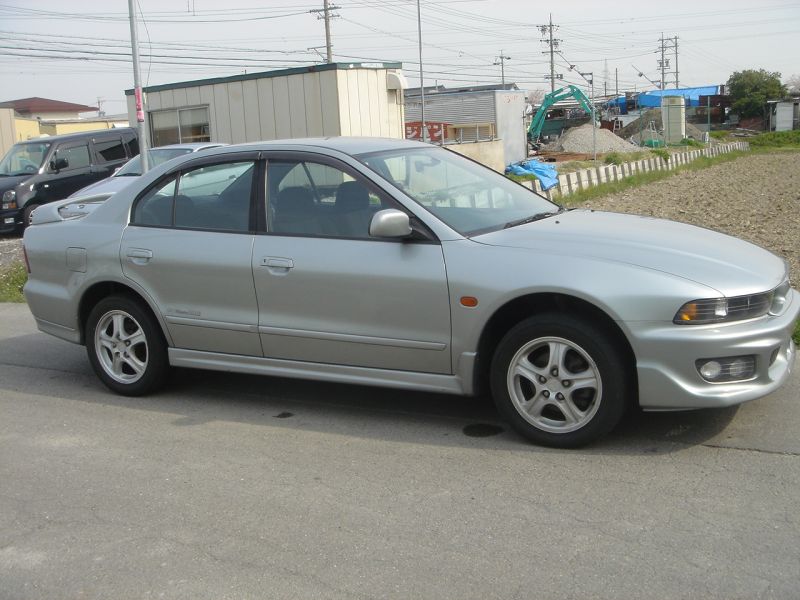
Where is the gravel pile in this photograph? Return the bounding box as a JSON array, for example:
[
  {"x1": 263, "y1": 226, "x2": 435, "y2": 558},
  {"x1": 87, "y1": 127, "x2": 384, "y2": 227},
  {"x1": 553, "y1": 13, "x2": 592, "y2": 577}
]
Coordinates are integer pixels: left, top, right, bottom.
[
  {"x1": 583, "y1": 151, "x2": 800, "y2": 280},
  {"x1": 554, "y1": 123, "x2": 640, "y2": 153}
]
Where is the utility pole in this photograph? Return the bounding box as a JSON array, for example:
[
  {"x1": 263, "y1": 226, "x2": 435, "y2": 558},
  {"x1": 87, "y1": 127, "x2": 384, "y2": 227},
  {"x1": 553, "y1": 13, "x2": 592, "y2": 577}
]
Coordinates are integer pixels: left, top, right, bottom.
[
  {"x1": 579, "y1": 71, "x2": 596, "y2": 162},
  {"x1": 615, "y1": 67, "x2": 619, "y2": 96},
  {"x1": 494, "y1": 50, "x2": 511, "y2": 86},
  {"x1": 128, "y1": 0, "x2": 148, "y2": 173},
  {"x1": 540, "y1": 15, "x2": 561, "y2": 92},
  {"x1": 658, "y1": 33, "x2": 668, "y2": 90},
  {"x1": 416, "y1": 0, "x2": 426, "y2": 142},
  {"x1": 673, "y1": 36, "x2": 679, "y2": 88},
  {"x1": 310, "y1": 0, "x2": 339, "y2": 63}
]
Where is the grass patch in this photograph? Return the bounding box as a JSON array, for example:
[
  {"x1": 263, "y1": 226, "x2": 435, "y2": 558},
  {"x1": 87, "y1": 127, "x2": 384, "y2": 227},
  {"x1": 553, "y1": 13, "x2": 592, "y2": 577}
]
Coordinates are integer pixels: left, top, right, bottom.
[
  {"x1": 709, "y1": 130, "x2": 730, "y2": 140},
  {"x1": 558, "y1": 150, "x2": 748, "y2": 205},
  {"x1": 678, "y1": 138, "x2": 704, "y2": 148},
  {"x1": 794, "y1": 321, "x2": 800, "y2": 346},
  {"x1": 0, "y1": 262, "x2": 27, "y2": 303},
  {"x1": 749, "y1": 130, "x2": 800, "y2": 148}
]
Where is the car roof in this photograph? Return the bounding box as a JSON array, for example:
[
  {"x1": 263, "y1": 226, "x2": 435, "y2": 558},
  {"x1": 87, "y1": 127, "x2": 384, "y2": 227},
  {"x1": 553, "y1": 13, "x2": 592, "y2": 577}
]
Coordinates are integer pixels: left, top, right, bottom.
[
  {"x1": 15, "y1": 127, "x2": 136, "y2": 146},
  {"x1": 214, "y1": 136, "x2": 431, "y2": 157},
  {"x1": 152, "y1": 142, "x2": 225, "y2": 151}
]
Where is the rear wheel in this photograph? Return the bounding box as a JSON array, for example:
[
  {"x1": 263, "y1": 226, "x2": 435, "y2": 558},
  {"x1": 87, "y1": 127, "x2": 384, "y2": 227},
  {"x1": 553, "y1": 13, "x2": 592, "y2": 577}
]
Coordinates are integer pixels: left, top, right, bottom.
[
  {"x1": 85, "y1": 295, "x2": 169, "y2": 396},
  {"x1": 490, "y1": 313, "x2": 629, "y2": 448}
]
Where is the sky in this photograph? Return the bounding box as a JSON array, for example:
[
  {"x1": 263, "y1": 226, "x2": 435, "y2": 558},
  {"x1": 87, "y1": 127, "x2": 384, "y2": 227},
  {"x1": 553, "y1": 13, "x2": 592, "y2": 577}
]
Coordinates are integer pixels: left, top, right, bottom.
[{"x1": 0, "y1": 0, "x2": 797, "y2": 115}]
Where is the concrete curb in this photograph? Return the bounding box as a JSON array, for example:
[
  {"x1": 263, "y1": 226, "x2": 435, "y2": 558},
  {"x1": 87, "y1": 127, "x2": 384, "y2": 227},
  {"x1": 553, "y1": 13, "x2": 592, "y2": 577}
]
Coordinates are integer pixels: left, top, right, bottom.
[{"x1": 523, "y1": 141, "x2": 751, "y2": 199}]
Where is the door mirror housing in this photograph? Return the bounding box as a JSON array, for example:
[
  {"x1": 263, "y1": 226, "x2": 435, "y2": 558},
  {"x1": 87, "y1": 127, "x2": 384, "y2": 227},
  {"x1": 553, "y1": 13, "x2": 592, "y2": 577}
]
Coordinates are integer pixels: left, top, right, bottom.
[
  {"x1": 50, "y1": 157, "x2": 69, "y2": 171},
  {"x1": 369, "y1": 209, "x2": 413, "y2": 238}
]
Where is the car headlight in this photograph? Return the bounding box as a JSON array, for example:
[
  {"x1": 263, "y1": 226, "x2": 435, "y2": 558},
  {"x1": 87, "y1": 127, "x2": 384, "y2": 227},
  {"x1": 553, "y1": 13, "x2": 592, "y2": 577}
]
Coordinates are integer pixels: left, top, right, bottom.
[
  {"x1": 674, "y1": 284, "x2": 788, "y2": 325},
  {"x1": 2, "y1": 189, "x2": 17, "y2": 210}
]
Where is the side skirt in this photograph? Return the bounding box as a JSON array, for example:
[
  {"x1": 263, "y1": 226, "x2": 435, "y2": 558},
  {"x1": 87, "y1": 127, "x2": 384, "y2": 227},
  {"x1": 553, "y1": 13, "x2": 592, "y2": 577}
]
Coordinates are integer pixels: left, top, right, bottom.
[{"x1": 168, "y1": 348, "x2": 470, "y2": 396}]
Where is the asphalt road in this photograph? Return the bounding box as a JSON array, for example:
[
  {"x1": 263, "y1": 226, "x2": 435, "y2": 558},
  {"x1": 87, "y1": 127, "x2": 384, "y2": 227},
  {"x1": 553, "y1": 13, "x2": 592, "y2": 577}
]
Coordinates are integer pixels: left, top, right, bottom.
[{"x1": 1, "y1": 302, "x2": 798, "y2": 600}]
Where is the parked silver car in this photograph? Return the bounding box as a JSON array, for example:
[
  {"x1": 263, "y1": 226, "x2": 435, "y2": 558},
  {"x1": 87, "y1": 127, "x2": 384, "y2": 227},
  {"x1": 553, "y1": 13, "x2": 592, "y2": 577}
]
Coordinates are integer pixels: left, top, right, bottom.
[
  {"x1": 68, "y1": 142, "x2": 224, "y2": 198},
  {"x1": 22, "y1": 138, "x2": 798, "y2": 447}
]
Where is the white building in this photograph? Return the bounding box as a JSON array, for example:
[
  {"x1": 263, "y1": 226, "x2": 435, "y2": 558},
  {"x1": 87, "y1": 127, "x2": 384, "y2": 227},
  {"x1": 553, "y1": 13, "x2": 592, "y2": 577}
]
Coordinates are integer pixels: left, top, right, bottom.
[{"x1": 126, "y1": 63, "x2": 408, "y2": 147}]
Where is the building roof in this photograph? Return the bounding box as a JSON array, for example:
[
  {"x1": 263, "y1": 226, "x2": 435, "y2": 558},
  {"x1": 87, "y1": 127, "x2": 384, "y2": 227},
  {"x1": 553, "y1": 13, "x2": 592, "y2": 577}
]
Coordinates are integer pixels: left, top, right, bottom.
[
  {"x1": 0, "y1": 97, "x2": 98, "y2": 115},
  {"x1": 124, "y1": 62, "x2": 403, "y2": 96},
  {"x1": 406, "y1": 83, "x2": 520, "y2": 97}
]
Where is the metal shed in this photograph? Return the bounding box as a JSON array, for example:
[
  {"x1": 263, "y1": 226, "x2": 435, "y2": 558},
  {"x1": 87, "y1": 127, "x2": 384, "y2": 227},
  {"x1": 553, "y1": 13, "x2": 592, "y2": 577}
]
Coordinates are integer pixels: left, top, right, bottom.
[{"x1": 125, "y1": 62, "x2": 407, "y2": 147}]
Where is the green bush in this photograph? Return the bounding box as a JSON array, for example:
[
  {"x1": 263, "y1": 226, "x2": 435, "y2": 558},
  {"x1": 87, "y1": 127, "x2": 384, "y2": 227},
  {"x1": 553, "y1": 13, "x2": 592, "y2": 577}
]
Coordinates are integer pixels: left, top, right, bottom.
[
  {"x1": 603, "y1": 152, "x2": 625, "y2": 165},
  {"x1": 650, "y1": 148, "x2": 670, "y2": 162},
  {"x1": 0, "y1": 262, "x2": 27, "y2": 303},
  {"x1": 709, "y1": 130, "x2": 729, "y2": 140},
  {"x1": 678, "y1": 138, "x2": 704, "y2": 148},
  {"x1": 749, "y1": 130, "x2": 800, "y2": 148}
]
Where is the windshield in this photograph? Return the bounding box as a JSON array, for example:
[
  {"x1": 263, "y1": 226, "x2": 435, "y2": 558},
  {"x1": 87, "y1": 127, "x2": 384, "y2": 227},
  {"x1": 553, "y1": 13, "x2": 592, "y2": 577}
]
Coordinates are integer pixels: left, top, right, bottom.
[
  {"x1": 115, "y1": 147, "x2": 194, "y2": 176},
  {"x1": 0, "y1": 142, "x2": 51, "y2": 176},
  {"x1": 357, "y1": 146, "x2": 558, "y2": 236}
]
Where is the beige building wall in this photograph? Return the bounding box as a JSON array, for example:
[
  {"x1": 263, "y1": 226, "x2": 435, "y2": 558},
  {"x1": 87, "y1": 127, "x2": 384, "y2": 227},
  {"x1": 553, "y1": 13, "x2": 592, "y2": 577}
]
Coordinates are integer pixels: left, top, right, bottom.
[
  {"x1": 130, "y1": 65, "x2": 406, "y2": 146},
  {"x1": 448, "y1": 139, "x2": 506, "y2": 172},
  {"x1": 0, "y1": 109, "x2": 15, "y2": 156}
]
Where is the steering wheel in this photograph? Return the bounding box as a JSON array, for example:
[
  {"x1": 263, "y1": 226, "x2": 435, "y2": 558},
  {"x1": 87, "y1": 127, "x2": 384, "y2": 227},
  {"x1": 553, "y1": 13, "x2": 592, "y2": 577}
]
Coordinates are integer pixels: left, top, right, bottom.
[{"x1": 21, "y1": 160, "x2": 38, "y2": 173}]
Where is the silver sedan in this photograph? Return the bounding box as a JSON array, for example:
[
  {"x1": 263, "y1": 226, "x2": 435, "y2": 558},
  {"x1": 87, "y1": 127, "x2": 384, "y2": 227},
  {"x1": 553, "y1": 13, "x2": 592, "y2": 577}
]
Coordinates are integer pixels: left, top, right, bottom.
[{"x1": 22, "y1": 138, "x2": 799, "y2": 447}]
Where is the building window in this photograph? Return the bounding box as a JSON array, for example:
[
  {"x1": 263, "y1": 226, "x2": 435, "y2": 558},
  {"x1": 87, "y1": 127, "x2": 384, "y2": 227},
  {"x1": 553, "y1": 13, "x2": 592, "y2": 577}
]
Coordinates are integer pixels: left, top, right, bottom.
[{"x1": 150, "y1": 106, "x2": 211, "y2": 146}]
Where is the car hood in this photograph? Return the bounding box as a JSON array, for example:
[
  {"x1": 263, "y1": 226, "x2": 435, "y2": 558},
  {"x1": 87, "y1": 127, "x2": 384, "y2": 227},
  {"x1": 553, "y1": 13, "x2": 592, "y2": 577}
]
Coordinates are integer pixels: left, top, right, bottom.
[
  {"x1": 69, "y1": 175, "x2": 137, "y2": 198},
  {"x1": 474, "y1": 209, "x2": 787, "y2": 296},
  {"x1": 0, "y1": 174, "x2": 32, "y2": 194}
]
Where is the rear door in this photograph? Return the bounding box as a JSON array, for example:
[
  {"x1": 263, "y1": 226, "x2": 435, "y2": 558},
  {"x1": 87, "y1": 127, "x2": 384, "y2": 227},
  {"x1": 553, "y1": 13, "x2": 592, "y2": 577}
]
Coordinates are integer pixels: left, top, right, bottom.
[
  {"x1": 251, "y1": 152, "x2": 452, "y2": 374},
  {"x1": 121, "y1": 151, "x2": 262, "y2": 356},
  {"x1": 43, "y1": 142, "x2": 94, "y2": 201}
]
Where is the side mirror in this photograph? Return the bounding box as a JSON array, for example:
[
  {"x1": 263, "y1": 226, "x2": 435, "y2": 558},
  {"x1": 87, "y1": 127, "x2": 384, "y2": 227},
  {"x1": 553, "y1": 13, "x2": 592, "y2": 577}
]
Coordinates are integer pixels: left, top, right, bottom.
[
  {"x1": 50, "y1": 157, "x2": 69, "y2": 171},
  {"x1": 369, "y1": 209, "x2": 412, "y2": 238}
]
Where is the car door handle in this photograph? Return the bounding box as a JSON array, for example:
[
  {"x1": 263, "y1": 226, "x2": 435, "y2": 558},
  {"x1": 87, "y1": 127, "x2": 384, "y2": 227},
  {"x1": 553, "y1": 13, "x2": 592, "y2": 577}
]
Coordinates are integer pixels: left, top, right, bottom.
[
  {"x1": 126, "y1": 248, "x2": 153, "y2": 265},
  {"x1": 261, "y1": 256, "x2": 294, "y2": 272}
]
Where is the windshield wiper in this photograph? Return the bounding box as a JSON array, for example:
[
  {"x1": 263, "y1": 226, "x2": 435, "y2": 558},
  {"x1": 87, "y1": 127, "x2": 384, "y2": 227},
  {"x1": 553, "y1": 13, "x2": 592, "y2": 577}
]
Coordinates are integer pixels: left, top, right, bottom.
[{"x1": 503, "y1": 210, "x2": 561, "y2": 229}]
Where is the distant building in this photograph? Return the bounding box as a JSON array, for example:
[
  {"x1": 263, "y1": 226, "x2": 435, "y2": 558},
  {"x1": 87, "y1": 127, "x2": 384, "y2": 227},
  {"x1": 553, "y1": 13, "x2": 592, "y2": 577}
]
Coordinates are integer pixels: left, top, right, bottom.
[
  {"x1": 0, "y1": 97, "x2": 98, "y2": 120},
  {"x1": 404, "y1": 83, "x2": 527, "y2": 169},
  {"x1": 767, "y1": 99, "x2": 799, "y2": 131}
]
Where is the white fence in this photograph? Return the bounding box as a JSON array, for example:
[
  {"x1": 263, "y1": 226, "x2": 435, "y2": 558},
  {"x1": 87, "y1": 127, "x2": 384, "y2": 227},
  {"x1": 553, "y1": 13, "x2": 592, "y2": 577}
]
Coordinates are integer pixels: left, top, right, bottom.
[{"x1": 523, "y1": 141, "x2": 751, "y2": 198}]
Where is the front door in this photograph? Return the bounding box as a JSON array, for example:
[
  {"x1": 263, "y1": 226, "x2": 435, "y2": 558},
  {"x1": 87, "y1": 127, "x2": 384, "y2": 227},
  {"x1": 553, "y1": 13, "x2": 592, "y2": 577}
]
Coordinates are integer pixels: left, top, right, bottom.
[
  {"x1": 251, "y1": 156, "x2": 452, "y2": 374},
  {"x1": 121, "y1": 155, "x2": 262, "y2": 357}
]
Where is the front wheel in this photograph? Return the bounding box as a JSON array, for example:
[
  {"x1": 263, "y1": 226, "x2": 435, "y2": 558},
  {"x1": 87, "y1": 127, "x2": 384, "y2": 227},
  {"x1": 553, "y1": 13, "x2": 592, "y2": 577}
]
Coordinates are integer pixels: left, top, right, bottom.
[
  {"x1": 490, "y1": 313, "x2": 630, "y2": 448},
  {"x1": 85, "y1": 295, "x2": 169, "y2": 396}
]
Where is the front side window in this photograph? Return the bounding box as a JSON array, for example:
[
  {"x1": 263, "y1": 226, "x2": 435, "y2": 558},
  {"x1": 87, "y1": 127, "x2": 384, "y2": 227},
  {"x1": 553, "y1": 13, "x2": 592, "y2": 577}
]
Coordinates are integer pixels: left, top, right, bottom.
[
  {"x1": 132, "y1": 161, "x2": 255, "y2": 232},
  {"x1": 268, "y1": 160, "x2": 386, "y2": 238},
  {"x1": 358, "y1": 147, "x2": 558, "y2": 236},
  {"x1": 54, "y1": 144, "x2": 91, "y2": 171}
]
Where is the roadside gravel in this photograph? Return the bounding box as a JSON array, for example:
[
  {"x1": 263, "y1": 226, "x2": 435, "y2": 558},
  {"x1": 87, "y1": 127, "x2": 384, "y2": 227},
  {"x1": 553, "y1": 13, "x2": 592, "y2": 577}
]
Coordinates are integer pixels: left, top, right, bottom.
[
  {"x1": 1, "y1": 151, "x2": 798, "y2": 280},
  {"x1": 582, "y1": 151, "x2": 800, "y2": 281}
]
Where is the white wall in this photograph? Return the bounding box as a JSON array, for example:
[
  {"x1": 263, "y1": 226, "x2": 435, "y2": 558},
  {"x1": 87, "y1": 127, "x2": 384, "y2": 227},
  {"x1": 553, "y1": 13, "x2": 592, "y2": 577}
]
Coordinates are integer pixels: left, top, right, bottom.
[{"x1": 493, "y1": 90, "x2": 527, "y2": 165}]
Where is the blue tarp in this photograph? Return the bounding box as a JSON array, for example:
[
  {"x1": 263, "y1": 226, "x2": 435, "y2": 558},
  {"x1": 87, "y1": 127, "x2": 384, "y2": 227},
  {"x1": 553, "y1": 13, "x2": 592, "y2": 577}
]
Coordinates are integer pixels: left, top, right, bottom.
[
  {"x1": 636, "y1": 86, "x2": 720, "y2": 108},
  {"x1": 505, "y1": 159, "x2": 559, "y2": 191},
  {"x1": 604, "y1": 95, "x2": 628, "y2": 114}
]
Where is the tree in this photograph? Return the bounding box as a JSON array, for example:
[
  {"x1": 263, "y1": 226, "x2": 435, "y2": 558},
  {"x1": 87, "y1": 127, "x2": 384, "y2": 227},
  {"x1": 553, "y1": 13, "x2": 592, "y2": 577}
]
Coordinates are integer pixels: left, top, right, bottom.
[
  {"x1": 786, "y1": 74, "x2": 800, "y2": 95},
  {"x1": 727, "y1": 69, "x2": 786, "y2": 118}
]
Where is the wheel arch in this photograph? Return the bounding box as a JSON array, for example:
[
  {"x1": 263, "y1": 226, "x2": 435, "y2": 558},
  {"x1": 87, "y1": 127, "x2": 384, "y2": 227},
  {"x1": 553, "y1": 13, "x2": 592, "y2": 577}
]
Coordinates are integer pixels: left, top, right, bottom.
[
  {"x1": 473, "y1": 292, "x2": 637, "y2": 402},
  {"x1": 78, "y1": 280, "x2": 171, "y2": 346}
]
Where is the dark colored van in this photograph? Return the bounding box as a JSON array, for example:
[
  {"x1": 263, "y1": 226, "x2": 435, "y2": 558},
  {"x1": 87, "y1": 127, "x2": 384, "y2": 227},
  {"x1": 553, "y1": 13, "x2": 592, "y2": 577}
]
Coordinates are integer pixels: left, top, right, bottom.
[{"x1": 0, "y1": 128, "x2": 138, "y2": 233}]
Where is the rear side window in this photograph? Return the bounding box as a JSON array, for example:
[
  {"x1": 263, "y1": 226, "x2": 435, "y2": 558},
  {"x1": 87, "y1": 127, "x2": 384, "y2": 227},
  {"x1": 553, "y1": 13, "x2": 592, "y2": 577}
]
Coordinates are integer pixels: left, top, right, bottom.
[
  {"x1": 94, "y1": 137, "x2": 126, "y2": 163},
  {"x1": 132, "y1": 161, "x2": 255, "y2": 232}
]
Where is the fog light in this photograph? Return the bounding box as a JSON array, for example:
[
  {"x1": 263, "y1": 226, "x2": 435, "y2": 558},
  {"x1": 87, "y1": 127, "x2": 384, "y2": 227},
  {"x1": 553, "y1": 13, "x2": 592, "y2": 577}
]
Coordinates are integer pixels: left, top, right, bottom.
[
  {"x1": 4, "y1": 217, "x2": 14, "y2": 224},
  {"x1": 699, "y1": 360, "x2": 722, "y2": 380},
  {"x1": 696, "y1": 355, "x2": 756, "y2": 382}
]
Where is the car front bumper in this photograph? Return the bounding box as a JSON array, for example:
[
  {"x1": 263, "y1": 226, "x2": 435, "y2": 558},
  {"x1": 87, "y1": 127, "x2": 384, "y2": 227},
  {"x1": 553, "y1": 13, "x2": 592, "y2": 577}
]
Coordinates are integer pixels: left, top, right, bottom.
[
  {"x1": 0, "y1": 207, "x2": 21, "y2": 232},
  {"x1": 627, "y1": 288, "x2": 799, "y2": 410}
]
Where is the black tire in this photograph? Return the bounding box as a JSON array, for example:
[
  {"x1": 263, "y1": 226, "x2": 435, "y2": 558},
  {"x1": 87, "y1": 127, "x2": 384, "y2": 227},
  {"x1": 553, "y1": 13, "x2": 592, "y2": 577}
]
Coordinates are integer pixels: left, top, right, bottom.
[
  {"x1": 490, "y1": 313, "x2": 630, "y2": 448},
  {"x1": 85, "y1": 295, "x2": 169, "y2": 396},
  {"x1": 21, "y1": 203, "x2": 39, "y2": 230}
]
